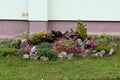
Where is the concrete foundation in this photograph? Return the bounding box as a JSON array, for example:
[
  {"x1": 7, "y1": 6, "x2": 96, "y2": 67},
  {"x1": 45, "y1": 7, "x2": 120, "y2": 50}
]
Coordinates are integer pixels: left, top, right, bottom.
[{"x1": 0, "y1": 20, "x2": 120, "y2": 39}]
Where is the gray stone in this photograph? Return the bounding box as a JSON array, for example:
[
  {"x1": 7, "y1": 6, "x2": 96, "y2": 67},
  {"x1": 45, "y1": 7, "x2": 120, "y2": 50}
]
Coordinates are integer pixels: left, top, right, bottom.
[
  {"x1": 92, "y1": 52, "x2": 102, "y2": 57},
  {"x1": 108, "y1": 48, "x2": 114, "y2": 55},
  {"x1": 58, "y1": 52, "x2": 67, "y2": 59},
  {"x1": 100, "y1": 50, "x2": 106, "y2": 56},
  {"x1": 84, "y1": 49, "x2": 91, "y2": 54},
  {"x1": 15, "y1": 49, "x2": 22, "y2": 55},
  {"x1": 20, "y1": 39, "x2": 28, "y2": 47},
  {"x1": 23, "y1": 54, "x2": 29, "y2": 59},
  {"x1": 67, "y1": 53, "x2": 74, "y2": 60},
  {"x1": 33, "y1": 56, "x2": 40, "y2": 60},
  {"x1": 30, "y1": 46, "x2": 38, "y2": 59},
  {"x1": 91, "y1": 50, "x2": 97, "y2": 54},
  {"x1": 30, "y1": 46, "x2": 37, "y2": 58},
  {"x1": 76, "y1": 39, "x2": 83, "y2": 47},
  {"x1": 40, "y1": 56, "x2": 49, "y2": 61}
]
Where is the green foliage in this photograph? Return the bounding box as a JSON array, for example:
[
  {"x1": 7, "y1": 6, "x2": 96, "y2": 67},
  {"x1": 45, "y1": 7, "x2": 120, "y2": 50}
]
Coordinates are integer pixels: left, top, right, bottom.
[
  {"x1": 0, "y1": 40, "x2": 120, "y2": 80},
  {"x1": 37, "y1": 41, "x2": 58, "y2": 61},
  {"x1": 76, "y1": 19, "x2": 88, "y2": 40},
  {"x1": 38, "y1": 48, "x2": 58, "y2": 61},
  {"x1": 100, "y1": 33, "x2": 114, "y2": 42},
  {"x1": 28, "y1": 30, "x2": 48, "y2": 45},
  {"x1": 95, "y1": 45, "x2": 111, "y2": 53},
  {"x1": 93, "y1": 34, "x2": 114, "y2": 44},
  {"x1": 61, "y1": 40, "x2": 75, "y2": 48},
  {"x1": 11, "y1": 38, "x2": 21, "y2": 49},
  {"x1": 37, "y1": 42, "x2": 52, "y2": 49},
  {"x1": 93, "y1": 34, "x2": 115, "y2": 53},
  {"x1": 22, "y1": 31, "x2": 29, "y2": 39},
  {"x1": 0, "y1": 47, "x2": 15, "y2": 56},
  {"x1": 33, "y1": 32, "x2": 44, "y2": 44}
]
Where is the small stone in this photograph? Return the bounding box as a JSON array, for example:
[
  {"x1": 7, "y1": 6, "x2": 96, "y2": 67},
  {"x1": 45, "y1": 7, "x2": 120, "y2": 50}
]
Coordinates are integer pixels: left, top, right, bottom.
[
  {"x1": 30, "y1": 46, "x2": 38, "y2": 58},
  {"x1": 23, "y1": 54, "x2": 29, "y2": 59},
  {"x1": 76, "y1": 39, "x2": 83, "y2": 47},
  {"x1": 40, "y1": 56, "x2": 49, "y2": 61},
  {"x1": 20, "y1": 39, "x2": 28, "y2": 47},
  {"x1": 85, "y1": 49, "x2": 91, "y2": 54},
  {"x1": 108, "y1": 48, "x2": 114, "y2": 55},
  {"x1": 15, "y1": 49, "x2": 22, "y2": 55},
  {"x1": 91, "y1": 50, "x2": 97, "y2": 54},
  {"x1": 92, "y1": 52, "x2": 101, "y2": 57},
  {"x1": 100, "y1": 50, "x2": 106, "y2": 56},
  {"x1": 34, "y1": 56, "x2": 40, "y2": 60},
  {"x1": 67, "y1": 53, "x2": 74, "y2": 60},
  {"x1": 58, "y1": 52, "x2": 67, "y2": 59}
]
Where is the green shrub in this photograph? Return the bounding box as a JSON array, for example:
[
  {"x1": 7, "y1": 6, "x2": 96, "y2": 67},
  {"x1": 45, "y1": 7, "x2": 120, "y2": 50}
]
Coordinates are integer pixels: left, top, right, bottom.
[
  {"x1": 93, "y1": 34, "x2": 114, "y2": 54},
  {"x1": 100, "y1": 33, "x2": 114, "y2": 42},
  {"x1": 28, "y1": 30, "x2": 48, "y2": 45},
  {"x1": 38, "y1": 48, "x2": 58, "y2": 61},
  {"x1": 37, "y1": 42, "x2": 52, "y2": 49},
  {"x1": 76, "y1": 19, "x2": 88, "y2": 40},
  {"x1": 93, "y1": 34, "x2": 114, "y2": 44},
  {"x1": 61, "y1": 40, "x2": 75, "y2": 48},
  {"x1": 32, "y1": 32, "x2": 43, "y2": 44},
  {"x1": 11, "y1": 38, "x2": 21, "y2": 49},
  {"x1": 22, "y1": 31, "x2": 29, "y2": 40},
  {"x1": 95, "y1": 44, "x2": 111, "y2": 54},
  {"x1": 0, "y1": 47, "x2": 16, "y2": 56}
]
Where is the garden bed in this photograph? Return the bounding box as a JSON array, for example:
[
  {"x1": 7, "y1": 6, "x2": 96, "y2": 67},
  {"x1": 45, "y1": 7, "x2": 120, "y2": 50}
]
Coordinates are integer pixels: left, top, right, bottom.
[{"x1": 0, "y1": 20, "x2": 117, "y2": 61}]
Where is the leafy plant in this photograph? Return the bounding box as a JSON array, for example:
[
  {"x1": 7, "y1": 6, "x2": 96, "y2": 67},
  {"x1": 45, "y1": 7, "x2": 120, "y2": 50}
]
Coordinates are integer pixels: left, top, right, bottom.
[
  {"x1": 52, "y1": 38, "x2": 77, "y2": 53},
  {"x1": 93, "y1": 34, "x2": 115, "y2": 54},
  {"x1": 38, "y1": 48, "x2": 58, "y2": 61},
  {"x1": 76, "y1": 19, "x2": 88, "y2": 40},
  {"x1": 100, "y1": 33, "x2": 114, "y2": 42},
  {"x1": 37, "y1": 42, "x2": 52, "y2": 49},
  {"x1": 37, "y1": 41, "x2": 58, "y2": 61},
  {"x1": 93, "y1": 34, "x2": 114, "y2": 44},
  {"x1": 62, "y1": 40, "x2": 75, "y2": 48},
  {"x1": 95, "y1": 45, "x2": 111, "y2": 53},
  {"x1": 0, "y1": 47, "x2": 16, "y2": 56},
  {"x1": 28, "y1": 30, "x2": 49, "y2": 45},
  {"x1": 11, "y1": 38, "x2": 21, "y2": 49}
]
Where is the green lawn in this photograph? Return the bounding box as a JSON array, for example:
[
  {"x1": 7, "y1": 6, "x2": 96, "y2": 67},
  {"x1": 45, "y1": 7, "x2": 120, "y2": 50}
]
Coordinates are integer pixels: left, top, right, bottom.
[{"x1": 0, "y1": 40, "x2": 120, "y2": 80}]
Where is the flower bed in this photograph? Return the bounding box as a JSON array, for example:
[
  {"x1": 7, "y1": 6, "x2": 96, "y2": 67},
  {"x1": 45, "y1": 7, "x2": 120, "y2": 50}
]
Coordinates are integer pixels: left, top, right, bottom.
[{"x1": 0, "y1": 20, "x2": 117, "y2": 61}]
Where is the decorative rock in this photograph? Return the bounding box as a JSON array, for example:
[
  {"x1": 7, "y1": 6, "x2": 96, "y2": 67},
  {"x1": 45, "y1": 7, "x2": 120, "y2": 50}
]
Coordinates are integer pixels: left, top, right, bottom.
[
  {"x1": 76, "y1": 39, "x2": 83, "y2": 47},
  {"x1": 92, "y1": 52, "x2": 102, "y2": 57},
  {"x1": 20, "y1": 39, "x2": 28, "y2": 47},
  {"x1": 29, "y1": 46, "x2": 38, "y2": 59},
  {"x1": 80, "y1": 50, "x2": 90, "y2": 58},
  {"x1": 108, "y1": 48, "x2": 114, "y2": 55},
  {"x1": 91, "y1": 50, "x2": 97, "y2": 54},
  {"x1": 67, "y1": 53, "x2": 74, "y2": 60},
  {"x1": 85, "y1": 49, "x2": 91, "y2": 54},
  {"x1": 30, "y1": 46, "x2": 37, "y2": 58},
  {"x1": 15, "y1": 49, "x2": 22, "y2": 55},
  {"x1": 23, "y1": 54, "x2": 29, "y2": 59},
  {"x1": 58, "y1": 52, "x2": 67, "y2": 59},
  {"x1": 33, "y1": 56, "x2": 40, "y2": 60},
  {"x1": 40, "y1": 56, "x2": 49, "y2": 61},
  {"x1": 100, "y1": 50, "x2": 106, "y2": 56}
]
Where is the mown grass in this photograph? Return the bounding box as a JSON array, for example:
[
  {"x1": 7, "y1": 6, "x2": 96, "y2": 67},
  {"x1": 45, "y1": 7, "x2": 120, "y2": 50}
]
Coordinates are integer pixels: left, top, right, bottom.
[{"x1": 0, "y1": 40, "x2": 120, "y2": 80}]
